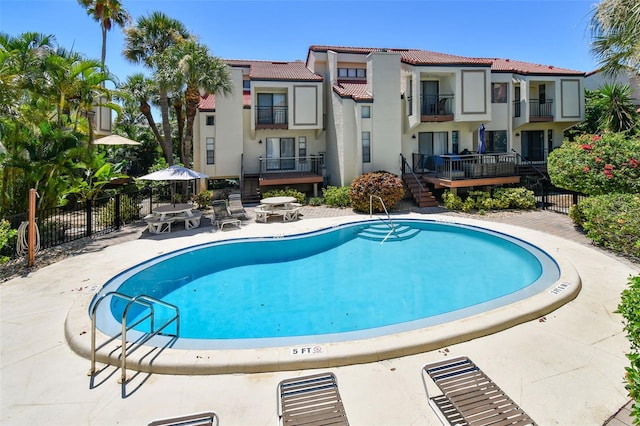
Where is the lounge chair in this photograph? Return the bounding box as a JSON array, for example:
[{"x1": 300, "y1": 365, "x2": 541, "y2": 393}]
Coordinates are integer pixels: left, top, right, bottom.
[
  {"x1": 228, "y1": 193, "x2": 248, "y2": 219},
  {"x1": 211, "y1": 200, "x2": 241, "y2": 230},
  {"x1": 148, "y1": 411, "x2": 218, "y2": 426},
  {"x1": 422, "y1": 356, "x2": 536, "y2": 426},
  {"x1": 278, "y1": 372, "x2": 349, "y2": 426}
]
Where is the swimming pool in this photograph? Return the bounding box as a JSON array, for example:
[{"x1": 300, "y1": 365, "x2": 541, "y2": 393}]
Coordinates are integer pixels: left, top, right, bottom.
[{"x1": 92, "y1": 219, "x2": 561, "y2": 350}]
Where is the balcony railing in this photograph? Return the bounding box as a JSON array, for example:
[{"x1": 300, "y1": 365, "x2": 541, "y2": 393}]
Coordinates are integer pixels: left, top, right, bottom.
[
  {"x1": 256, "y1": 106, "x2": 288, "y2": 126},
  {"x1": 412, "y1": 153, "x2": 519, "y2": 180},
  {"x1": 259, "y1": 156, "x2": 323, "y2": 175},
  {"x1": 420, "y1": 94, "x2": 454, "y2": 116},
  {"x1": 513, "y1": 99, "x2": 554, "y2": 119}
]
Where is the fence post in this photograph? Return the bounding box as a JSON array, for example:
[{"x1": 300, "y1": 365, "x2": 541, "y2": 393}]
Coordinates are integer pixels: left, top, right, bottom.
[
  {"x1": 115, "y1": 193, "x2": 121, "y2": 230},
  {"x1": 28, "y1": 189, "x2": 36, "y2": 267},
  {"x1": 85, "y1": 200, "x2": 92, "y2": 238}
]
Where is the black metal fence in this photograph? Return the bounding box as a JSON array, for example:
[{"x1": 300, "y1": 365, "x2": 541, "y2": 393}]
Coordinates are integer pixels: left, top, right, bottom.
[
  {"x1": 1, "y1": 185, "x2": 172, "y2": 261},
  {"x1": 520, "y1": 176, "x2": 587, "y2": 214}
]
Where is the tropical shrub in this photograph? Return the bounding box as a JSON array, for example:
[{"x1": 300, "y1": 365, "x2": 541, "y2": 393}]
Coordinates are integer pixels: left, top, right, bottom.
[
  {"x1": 547, "y1": 132, "x2": 640, "y2": 195},
  {"x1": 322, "y1": 186, "x2": 350, "y2": 207},
  {"x1": 308, "y1": 197, "x2": 324, "y2": 206},
  {"x1": 349, "y1": 171, "x2": 404, "y2": 213},
  {"x1": 192, "y1": 190, "x2": 213, "y2": 208},
  {"x1": 569, "y1": 193, "x2": 640, "y2": 259},
  {"x1": 0, "y1": 220, "x2": 17, "y2": 264},
  {"x1": 262, "y1": 188, "x2": 306, "y2": 204},
  {"x1": 442, "y1": 188, "x2": 536, "y2": 212},
  {"x1": 616, "y1": 274, "x2": 640, "y2": 422}
]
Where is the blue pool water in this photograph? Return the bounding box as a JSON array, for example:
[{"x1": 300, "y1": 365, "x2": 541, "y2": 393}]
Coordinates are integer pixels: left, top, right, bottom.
[{"x1": 93, "y1": 219, "x2": 560, "y2": 349}]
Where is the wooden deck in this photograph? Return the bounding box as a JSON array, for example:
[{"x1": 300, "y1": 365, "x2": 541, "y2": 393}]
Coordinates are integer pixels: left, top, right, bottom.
[
  {"x1": 423, "y1": 174, "x2": 521, "y2": 189},
  {"x1": 259, "y1": 172, "x2": 324, "y2": 187}
]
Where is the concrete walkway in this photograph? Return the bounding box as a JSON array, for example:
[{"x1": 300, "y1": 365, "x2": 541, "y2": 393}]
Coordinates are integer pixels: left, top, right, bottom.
[{"x1": 1, "y1": 206, "x2": 638, "y2": 425}]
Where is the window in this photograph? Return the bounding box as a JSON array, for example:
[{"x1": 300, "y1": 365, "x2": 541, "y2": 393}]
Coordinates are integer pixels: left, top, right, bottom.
[
  {"x1": 407, "y1": 78, "x2": 413, "y2": 116},
  {"x1": 299, "y1": 136, "x2": 307, "y2": 159},
  {"x1": 257, "y1": 93, "x2": 287, "y2": 125},
  {"x1": 485, "y1": 130, "x2": 508, "y2": 152},
  {"x1": 206, "y1": 137, "x2": 215, "y2": 164},
  {"x1": 362, "y1": 132, "x2": 371, "y2": 163},
  {"x1": 206, "y1": 115, "x2": 215, "y2": 126},
  {"x1": 361, "y1": 106, "x2": 371, "y2": 118},
  {"x1": 452, "y1": 131, "x2": 459, "y2": 154},
  {"x1": 242, "y1": 80, "x2": 250, "y2": 90},
  {"x1": 492, "y1": 83, "x2": 507, "y2": 103},
  {"x1": 338, "y1": 68, "x2": 366, "y2": 78}
]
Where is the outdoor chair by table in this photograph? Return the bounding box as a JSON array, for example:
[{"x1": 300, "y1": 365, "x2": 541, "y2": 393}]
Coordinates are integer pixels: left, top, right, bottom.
[
  {"x1": 278, "y1": 372, "x2": 349, "y2": 425},
  {"x1": 148, "y1": 411, "x2": 218, "y2": 426},
  {"x1": 422, "y1": 356, "x2": 536, "y2": 426}
]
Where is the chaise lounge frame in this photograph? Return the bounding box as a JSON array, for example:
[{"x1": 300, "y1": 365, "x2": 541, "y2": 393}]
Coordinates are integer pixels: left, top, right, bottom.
[
  {"x1": 278, "y1": 372, "x2": 349, "y2": 425},
  {"x1": 422, "y1": 356, "x2": 536, "y2": 425}
]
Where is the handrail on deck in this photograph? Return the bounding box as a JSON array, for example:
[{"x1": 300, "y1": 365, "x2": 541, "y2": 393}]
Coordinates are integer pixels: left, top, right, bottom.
[{"x1": 400, "y1": 154, "x2": 425, "y2": 199}]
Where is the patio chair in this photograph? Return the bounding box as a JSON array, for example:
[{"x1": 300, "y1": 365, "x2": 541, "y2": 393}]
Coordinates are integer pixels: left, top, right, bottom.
[
  {"x1": 422, "y1": 356, "x2": 536, "y2": 426},
  {"x1": 278, "y1": 372, "x2": 349, "y2": 426},
  {"x1": 211, "y1": 200, "x2": 241, "y2": 230},
  {"x1": 148, "y1": 411, "x2": 218, "y2": 426},
  {"x1": 227, "y1": 193, "x2": 248, "y2": 219}
]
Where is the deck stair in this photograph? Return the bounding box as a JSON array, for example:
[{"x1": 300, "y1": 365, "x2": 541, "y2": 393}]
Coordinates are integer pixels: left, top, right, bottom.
[
  {"x1": 403, "y1": 174, "x2": 439, "y2": 207},
  {"x1": 356, "y1": 223, "x2": 420, "y2": 242}
]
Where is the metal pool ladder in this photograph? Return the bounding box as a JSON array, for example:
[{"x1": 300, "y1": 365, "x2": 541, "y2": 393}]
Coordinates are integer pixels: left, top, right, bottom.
[
  {"x1": 89, "y1": 291, "x2": 180, "y2": 387},
  {"x1": 369, "y1": 195, "x2": 397, "y2": 244}
]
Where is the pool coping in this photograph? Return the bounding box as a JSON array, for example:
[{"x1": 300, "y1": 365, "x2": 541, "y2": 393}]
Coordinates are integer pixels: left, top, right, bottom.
[{"x1": 64, "y1": 214, "x2": 581, "y2": 375}]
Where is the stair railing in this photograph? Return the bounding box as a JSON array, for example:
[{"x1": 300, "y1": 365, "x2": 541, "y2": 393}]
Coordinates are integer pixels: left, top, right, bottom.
[
  {"x1": 511, "y1": 149, "x2": 547, "y2": 180},
  {"x1": 400, "y1": 154, "x2": 425, "y2": 203},
  {"x1": 369, "y1": 195, "x2": 397, "y2": 244}
]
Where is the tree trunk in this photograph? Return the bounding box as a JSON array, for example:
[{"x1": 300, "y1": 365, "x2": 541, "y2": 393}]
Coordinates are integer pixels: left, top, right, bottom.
[
  {"x1": 139, "y1": 101, "x2": 167, "y2": 160},
  {"x1": 173, "y1": 95, "x2": 185, "y2": 164},
  {"x1": 158, "y1": 88, "x2": 174, "y2": 165},
  {"x1": 183, "y1": 85, "x2": 200, "y2": 168}
]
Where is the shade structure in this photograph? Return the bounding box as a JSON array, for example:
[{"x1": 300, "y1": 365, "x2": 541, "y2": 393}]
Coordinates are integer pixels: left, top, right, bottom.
[
  {"x1": 94, "y1": 134, "x2": 141, "y2": 146},
  {"x1": 138, "y1": 165, "x2": 208, "y2": 181},
  {"x1": 477, "y1": 124, "x2": 486, "y2": 154},
  {"x1": 138, "y1": 165, "x2": 208, "y2": 206}
]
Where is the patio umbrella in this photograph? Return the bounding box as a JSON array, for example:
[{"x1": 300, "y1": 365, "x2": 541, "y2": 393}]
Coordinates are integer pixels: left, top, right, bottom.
[
  {"x1": 94, "y1": 134, "x2": 141, "y2": 145},
  {"x1": 477, "y1": 124, "x2": 486, "y2": 154},
  {"x1": 138, "y1": 165, "x2": 208, "y2": 205}
]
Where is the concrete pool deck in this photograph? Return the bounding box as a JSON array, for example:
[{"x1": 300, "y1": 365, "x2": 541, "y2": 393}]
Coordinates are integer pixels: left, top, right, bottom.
[{"x1": 1, "y1": 207, "x2": 639, "y2": 425}]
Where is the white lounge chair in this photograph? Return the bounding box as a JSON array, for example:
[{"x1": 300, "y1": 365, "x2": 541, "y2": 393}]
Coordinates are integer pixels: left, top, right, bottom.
[
  {"x1": 228, "y1": 193, "x2": 248, "y2": 219},
  {"x1": 211, "y1": 200, "x2": 241, "y2": 230}
]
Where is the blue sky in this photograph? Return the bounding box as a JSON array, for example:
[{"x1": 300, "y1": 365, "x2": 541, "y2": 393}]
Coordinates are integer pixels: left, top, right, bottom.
[{"x1": 1, "y1": 0, "x2": 598, "y2": 85}]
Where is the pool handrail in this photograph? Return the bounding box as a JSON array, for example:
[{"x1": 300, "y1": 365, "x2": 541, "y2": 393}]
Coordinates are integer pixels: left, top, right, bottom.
[
  {"x1": 369, "y1": 195, "x2": 397, "y2": 243},
  {"x1": 88, "y1": 291, "x2": 180, "y2": 389}
]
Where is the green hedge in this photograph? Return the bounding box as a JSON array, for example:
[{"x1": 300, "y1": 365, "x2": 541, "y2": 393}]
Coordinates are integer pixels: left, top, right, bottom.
[
  {"x1": 569, "y1": 193, "x2": 640, "y2": 259},
  {"x1": 616, "y1": 274, "x2": 640, "y2": 423},
  {"x1": 322, "y1": 186, "x2": 350, "y2": 207},
  {"x1": 262, "y1": 188, "x2": 306, "y2": 204},
  {"x1": 442, "y1": 188, "x2": 536, "y2": 213}
]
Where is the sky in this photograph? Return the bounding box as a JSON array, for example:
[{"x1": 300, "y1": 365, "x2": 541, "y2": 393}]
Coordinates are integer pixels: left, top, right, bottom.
[{"x1": 1, "y1": 0, "x2": 599, "y2": 86}]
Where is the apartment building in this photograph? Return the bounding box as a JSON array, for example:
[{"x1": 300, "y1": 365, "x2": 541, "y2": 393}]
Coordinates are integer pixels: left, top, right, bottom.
[{"x1": 193, "y1": 45, "x2": 585, "y2": 201}]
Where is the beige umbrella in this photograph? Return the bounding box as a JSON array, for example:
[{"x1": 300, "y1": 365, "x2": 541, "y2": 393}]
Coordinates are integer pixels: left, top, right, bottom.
[{"x1": 94, "y1": 134, "x2": 141, "y2": 145}]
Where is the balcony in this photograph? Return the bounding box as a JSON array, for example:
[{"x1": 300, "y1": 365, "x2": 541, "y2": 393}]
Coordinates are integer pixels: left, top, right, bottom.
[
  {"x1": 258, "y1": 156, "x2": 324, "y2": 187},
  {"x1": 420, "y1": 94, "x2": 454, "y2": 122},
  {"x1": 255, "y1": 106, "x2": 288, "y2": 129},
  {"x1": 513, "y1": 99, "x2": 554, "y2": 122},
  {"x1": 412, "y1": 152, "x2": 521, "y2": 188}
]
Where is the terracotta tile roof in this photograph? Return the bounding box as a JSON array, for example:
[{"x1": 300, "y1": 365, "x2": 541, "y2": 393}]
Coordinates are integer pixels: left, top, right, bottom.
[
  {"x1": 333, "y1": 82, "x2": 373, "y2": 102},
  {"x1": 486, "y1": 58, "x2": 584, "y2": 75},
  {"x1": 197, "y1": 91, "x2": 251, "y2": 111},
  {"x1": 308, "y1": 45, "x2": 585, "y2": 75},
  {"x1": 224, "y1": 59, "x2": 322, "y2": 81}
]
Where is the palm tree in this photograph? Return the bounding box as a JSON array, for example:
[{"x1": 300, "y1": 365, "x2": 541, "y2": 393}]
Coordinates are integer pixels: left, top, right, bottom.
[
  {"x1": 590, "y1": 0, "x2": 640, "y2": 76},
  {"x1": 594, "y1": 82, "x2": 640, "y2": 132},
  {"x1": 123, "y1": 11, "x2": 190, "y2": 165},
  {"x1": 77, "y1": 0, "x2": 130, "y2": 69},
  {"x1": 168, "y1": 40, "x2": 232, "y2": 167}
]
